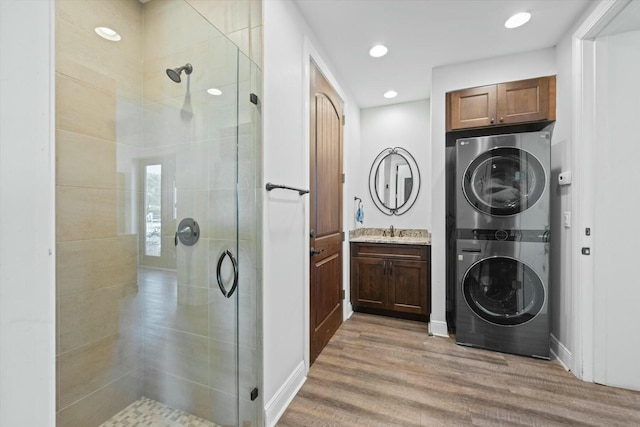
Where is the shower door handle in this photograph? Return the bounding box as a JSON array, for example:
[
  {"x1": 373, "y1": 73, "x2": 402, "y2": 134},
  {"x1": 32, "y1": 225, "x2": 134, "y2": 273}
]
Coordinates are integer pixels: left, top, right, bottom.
[{"x1": 216, "y1": 250, "x2": 238, "y2": 298}]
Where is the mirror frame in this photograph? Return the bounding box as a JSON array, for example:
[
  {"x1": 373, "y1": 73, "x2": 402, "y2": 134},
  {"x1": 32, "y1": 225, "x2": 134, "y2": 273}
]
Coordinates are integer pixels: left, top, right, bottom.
[{"x1": 368, "y1": 147, "x2": 421, "y2": 216}]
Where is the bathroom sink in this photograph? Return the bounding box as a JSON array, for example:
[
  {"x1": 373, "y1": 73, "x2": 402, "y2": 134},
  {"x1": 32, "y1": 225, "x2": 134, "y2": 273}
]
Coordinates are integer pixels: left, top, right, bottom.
[{"x1": 348, "y1": 228, "x2": 430, "y2": 245}]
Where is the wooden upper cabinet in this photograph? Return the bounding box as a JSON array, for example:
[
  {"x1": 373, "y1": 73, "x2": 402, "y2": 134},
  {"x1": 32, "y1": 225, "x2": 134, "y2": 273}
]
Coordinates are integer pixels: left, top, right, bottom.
[
  {"x1": 447, "y1": 76, "x2": 556, "y2": 131},
  {"x1": 448, "y1": 84, "x2": 497, "y2": 130}
]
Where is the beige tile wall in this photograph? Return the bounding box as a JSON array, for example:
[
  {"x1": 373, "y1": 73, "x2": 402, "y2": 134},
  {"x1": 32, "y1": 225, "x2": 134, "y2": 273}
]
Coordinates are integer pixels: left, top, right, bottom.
[
  {"x1": 55, "y1": 0, "x2": 143, "y2": 426},
  {"x1": 186, "y1": 0, "x2": 263, "y2": 67}
]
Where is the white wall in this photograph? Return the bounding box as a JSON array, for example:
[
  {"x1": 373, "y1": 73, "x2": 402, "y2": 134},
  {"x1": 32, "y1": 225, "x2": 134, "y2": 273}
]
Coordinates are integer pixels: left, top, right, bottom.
[
  {"x1": 262, "y1": 0, "x2": 360, "y2": 424},
  {"x1": 0, "y1": 0, "x2": 55, "y2": 425},
  {"x1": 550, "y1": 30, "x2": 576, "y2": 369},
  {"x1": 593, "y1": 28, "x2": 640, "y2": 390},
  {"x1": 360, "y1": 100, "x2": 431, "y2": 229},
  {"x1": 430, "y1": 48, "x2": 557, "y2": 337}
]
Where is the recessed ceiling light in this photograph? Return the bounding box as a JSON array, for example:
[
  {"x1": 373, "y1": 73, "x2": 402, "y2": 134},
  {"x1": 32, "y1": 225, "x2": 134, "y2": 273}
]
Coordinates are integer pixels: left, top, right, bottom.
[
  {"x1": 383, "y1": 90, "x2": 397, "y2": 99},
  {"x1": 505, "y1": 12, "x2": 531, "y2": 29},
  {"x1": 369, "y1": 45, "x2": 388, "y2": 58},
  {"x1": 95, "y1": 27, "x2": 121, "y2": 41},
  {"x1": 207, "y1": 88, "x2": 223, "y2": 96}
]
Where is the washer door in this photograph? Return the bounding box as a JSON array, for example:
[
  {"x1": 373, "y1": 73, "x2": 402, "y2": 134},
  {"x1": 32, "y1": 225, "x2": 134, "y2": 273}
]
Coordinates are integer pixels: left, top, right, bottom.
[
  {"x1": 463, "y1": 147, "x2": 545, "y2": 216},
  {"x1": 463, "y1": 256, "x2": 545, "y2": 326}
]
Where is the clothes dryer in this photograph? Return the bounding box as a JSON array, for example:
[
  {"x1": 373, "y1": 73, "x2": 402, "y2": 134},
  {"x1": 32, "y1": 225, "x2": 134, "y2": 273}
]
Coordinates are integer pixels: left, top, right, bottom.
[
  {"x1": 455, "y1": 233, "x2": 549, "y2": 359},
  {"x1": 456, "y1": 131, "x2": 550, "y2": 231}
]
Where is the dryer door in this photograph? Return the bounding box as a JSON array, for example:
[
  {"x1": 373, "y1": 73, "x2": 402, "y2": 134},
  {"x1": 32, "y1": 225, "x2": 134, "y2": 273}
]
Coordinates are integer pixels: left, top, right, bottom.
[
  {"x1": 462, "y1": 256, "x2": 544, "y2": 326},
  {"x1": 463, "y1": 147, "x2": 546, "y2": 216}
]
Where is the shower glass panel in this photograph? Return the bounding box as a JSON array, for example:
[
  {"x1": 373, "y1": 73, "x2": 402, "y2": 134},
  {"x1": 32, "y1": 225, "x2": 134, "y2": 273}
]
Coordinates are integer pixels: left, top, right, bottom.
[
  {"x1": 54, "y1": 0, "x2": 261, "y2": 426},
  {"x1": 140, "y1": 0, "x2": 241, "y2": 424},
  {"x1": 236, "y1": 49, "x2": 263, "y2": 426}
]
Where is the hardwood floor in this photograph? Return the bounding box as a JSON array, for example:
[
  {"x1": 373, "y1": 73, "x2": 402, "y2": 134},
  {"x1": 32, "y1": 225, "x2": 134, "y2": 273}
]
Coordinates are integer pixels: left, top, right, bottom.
[{"x1": 278, "y1": 313, "x2": 640, "y2": 426}]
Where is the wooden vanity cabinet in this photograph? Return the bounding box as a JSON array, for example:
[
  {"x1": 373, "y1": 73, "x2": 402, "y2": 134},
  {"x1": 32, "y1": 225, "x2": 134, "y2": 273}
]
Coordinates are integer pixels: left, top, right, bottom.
[
  {"x1": 446, "y1": 76, "x2": 556, "y2": 131},
  {"x1": 350, "y1": 242, "x2": 430, "y2": 321}
]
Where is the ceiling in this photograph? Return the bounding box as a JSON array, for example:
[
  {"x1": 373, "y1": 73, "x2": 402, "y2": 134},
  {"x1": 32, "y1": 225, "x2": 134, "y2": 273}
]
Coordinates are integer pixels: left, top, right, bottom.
[{"x1": 294, "y1": 0, "x2": 594, "y2": 109}]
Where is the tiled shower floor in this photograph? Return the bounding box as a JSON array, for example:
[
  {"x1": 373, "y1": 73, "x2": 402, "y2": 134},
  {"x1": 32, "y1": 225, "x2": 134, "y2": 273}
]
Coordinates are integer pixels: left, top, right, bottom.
[{"x1": 100, "y1": 397, "x2": 221, "y2": 427}]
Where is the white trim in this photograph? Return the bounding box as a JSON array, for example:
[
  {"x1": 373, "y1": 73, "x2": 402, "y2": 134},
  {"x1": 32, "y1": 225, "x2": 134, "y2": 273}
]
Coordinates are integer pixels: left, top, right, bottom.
[
  {"x1": 302, "y1": 40, "x2": 311, "y2": 376},
  {"x1": 264, "y1": 361, "x2": 306, "y2": 427},
  {"x1": 550, "y1": 333, "x2": 573, "y2": 372},
  {"x1": 302, "y1": 36, "x2": 350, "y2": 375},
  {"x1": 570, "y1": 0, "x2": 628, "y2": 383},
  {"x1": 344, "y1": 305, "x2": 354, "y2": 321},
  {"x1": 428, "y1": 320, "x2": 449, "y2": 338}
]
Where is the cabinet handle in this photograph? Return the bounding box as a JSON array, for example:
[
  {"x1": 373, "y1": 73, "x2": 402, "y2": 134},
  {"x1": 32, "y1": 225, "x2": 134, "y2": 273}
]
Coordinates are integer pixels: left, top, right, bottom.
[{"x1": 389, "y1": 261, "x2": 393, "y2": 275}]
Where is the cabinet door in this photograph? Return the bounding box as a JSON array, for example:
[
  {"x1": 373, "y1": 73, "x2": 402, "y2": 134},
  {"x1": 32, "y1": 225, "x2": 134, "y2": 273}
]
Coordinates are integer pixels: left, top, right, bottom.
[
  {"x1": 496, "y1": 77, "x2": 551, "y2": 125},
  {"x1": 448, "y1": 84, "x2": 497, "y2": 130},
  {"x1": 351, "y1": 257, "x2": 387, "y2": 309},
  {"x1": 388, "y1": 260, "x2": 428, "y2": 314}
]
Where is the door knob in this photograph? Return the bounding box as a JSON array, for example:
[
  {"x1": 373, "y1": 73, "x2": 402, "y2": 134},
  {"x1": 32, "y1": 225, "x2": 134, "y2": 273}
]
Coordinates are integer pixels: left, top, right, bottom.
[{"x1": 310, "y1": 248, "x2": 324, "y2": 256}]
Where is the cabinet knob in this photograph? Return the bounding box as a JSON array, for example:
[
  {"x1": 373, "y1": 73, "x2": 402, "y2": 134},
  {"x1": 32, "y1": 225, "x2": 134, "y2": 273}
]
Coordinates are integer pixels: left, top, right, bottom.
[
  {"x1": 500, "y1": 117, "x2": 504, "y2": 122},
  {"x1": 490, "y1": 118, "x2": 495, "y2": 124}
]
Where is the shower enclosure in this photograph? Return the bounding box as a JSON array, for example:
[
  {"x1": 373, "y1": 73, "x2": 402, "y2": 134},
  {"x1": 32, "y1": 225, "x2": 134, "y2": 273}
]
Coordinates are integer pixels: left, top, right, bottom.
[{"x1": 55, "y1": 0, "x2": 262, "y2": 425}]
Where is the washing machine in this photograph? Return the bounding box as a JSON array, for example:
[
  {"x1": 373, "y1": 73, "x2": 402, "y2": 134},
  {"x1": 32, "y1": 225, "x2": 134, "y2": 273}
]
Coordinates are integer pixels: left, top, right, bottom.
[
  {"x1": 456, "y1": 131, "x2": 550, "y2": 231},
  {"x1": 455, "y1": 233, "x2": 549, "y2": 359}
]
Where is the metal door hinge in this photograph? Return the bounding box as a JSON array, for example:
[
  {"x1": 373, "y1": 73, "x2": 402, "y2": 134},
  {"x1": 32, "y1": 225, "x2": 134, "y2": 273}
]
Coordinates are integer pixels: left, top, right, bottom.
[
  {"x1": 250, "y1": 387, "x2": 259, "y2": 401},
  {"x1": 341, "y1": 231, "x2": 345, "y2": 241},
  {"x1": 250, "y1": 93, "x2": 259, "y2": 105},
  {"x1": 342, "y1": 289, "x2": 345, "y2": 300},
  {"x1": 342, "y1": 173, "x2": 345, "y2": 183},
  {"x1": 342, "y1": 114, "x2": 345, "y2": 126}
]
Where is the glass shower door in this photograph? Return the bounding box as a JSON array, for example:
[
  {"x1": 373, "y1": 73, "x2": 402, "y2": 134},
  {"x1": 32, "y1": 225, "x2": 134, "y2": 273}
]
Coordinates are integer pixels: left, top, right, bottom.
[
  {"x1": 139, "y1": 1, "x2": 242, "y2": 424},
  {"x1": 55, "y1": 0, "x2": 261, "y2": 425}
]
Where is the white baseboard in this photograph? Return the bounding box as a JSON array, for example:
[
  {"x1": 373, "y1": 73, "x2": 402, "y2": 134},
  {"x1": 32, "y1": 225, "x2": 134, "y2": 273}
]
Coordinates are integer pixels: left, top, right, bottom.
[
  {"x1": 429, "y1": 320, "x2": 449, "y2": 338},
  {"x1": 344, "y1": 305, "x2": 354, "y2": 320},
  {"x1": 550, "y1": 333, "x2": 572, "y2": 371},
  {"x1": 264, "y1": 361, "x2": 306, "y2": 427}
]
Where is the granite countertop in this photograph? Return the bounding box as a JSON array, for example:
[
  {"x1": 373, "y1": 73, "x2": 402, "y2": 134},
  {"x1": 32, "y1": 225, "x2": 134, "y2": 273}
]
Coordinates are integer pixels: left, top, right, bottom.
[{"x1": 349, "y1": 228, "x2": 431, "y2": 245}]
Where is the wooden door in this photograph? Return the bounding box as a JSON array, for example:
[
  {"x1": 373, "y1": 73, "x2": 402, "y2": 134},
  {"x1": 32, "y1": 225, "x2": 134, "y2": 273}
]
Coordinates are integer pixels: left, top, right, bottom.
[
  {"x1": 497, "y1": 77, "x2": 552, "y2": 125},
  {"x1": 388, "y1": 260, "x2": 428, "y2": 314},
  {"x1": 310, "y1": 61, "x2": 344, "y2": 364},
  {"x1": 351, "y1": 257, "x2": 387, "y2": 310},
  {"x1": 447, "y1": 84, "x2": 497, "y2": 130}
]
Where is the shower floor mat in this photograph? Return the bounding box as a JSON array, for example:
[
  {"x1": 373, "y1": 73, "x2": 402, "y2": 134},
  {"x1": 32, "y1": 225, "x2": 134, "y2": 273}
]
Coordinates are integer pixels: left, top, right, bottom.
[{"x1": 100, "y1": 396, "x2": 220, "y2": 427}]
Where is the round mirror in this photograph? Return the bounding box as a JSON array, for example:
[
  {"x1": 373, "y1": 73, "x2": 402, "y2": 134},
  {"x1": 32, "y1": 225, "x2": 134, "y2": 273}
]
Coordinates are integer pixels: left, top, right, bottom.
[{"x1": 369, "y1": 147, "x2": 420, "y2": 216}]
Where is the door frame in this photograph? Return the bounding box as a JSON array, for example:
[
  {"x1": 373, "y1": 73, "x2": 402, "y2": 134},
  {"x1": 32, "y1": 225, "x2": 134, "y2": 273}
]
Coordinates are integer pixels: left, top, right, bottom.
[
  {"x1": 302, "y1": 37, "x2": 351, "y2": 374},
  {"x1": 571, "y1": 0, "x2": 630, "y2": 381}
]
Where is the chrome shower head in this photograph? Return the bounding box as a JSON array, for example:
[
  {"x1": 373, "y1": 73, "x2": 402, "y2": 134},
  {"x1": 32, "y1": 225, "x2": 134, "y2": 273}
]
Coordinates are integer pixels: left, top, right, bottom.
[{"x1": 166, "y1": 63, "x2": 193, "y2": 83}]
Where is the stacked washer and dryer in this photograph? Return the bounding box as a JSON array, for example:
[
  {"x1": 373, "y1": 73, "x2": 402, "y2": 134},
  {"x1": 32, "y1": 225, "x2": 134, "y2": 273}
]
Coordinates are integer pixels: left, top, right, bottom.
[{"x1": 455, "y1": 131, "x2": 551, "y2": 359}]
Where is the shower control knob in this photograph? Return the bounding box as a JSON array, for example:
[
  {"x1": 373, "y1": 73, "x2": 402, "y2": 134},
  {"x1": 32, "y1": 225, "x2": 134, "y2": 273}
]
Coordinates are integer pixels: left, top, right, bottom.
[{"x1": 176, "y1": 218, "x2": 200, "y2": 246}]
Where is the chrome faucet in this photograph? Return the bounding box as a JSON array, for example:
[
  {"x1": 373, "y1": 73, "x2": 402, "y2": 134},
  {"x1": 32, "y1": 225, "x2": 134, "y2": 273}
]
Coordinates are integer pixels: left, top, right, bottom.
[{"x1": 389, "y1": 225, "x2": 395, "y2": 237}]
